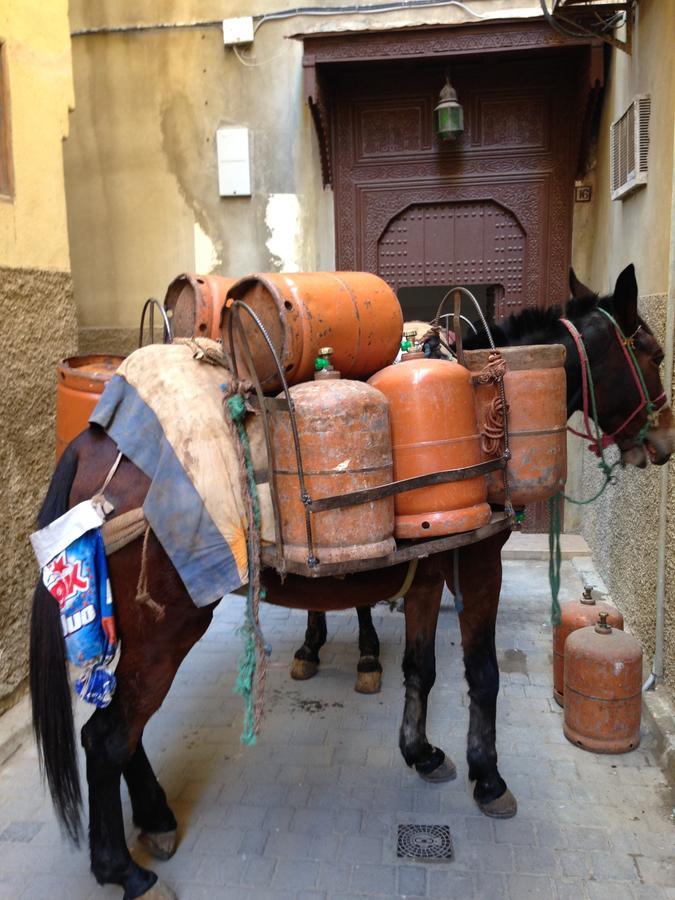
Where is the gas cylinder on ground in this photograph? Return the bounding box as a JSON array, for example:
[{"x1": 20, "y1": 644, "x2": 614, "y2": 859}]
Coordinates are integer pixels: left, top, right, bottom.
[
  {"x1": 270, "y1": 374, "x2": 396, "y2": 565},
  {"x1": 368, "y1": 358, "x2": 491, "y2": 539},
  {"x1": 223, "y1": 272, "x2": 403, "y2": 392},
  {"x1": 164, "y1": 272, "x2": 234, "y2": 340},
  {"x1": 56, "y1": 356, "x2": 124, "y2": 461},
  {"x1": 463, "y1": 345, "x2": 567, "y2": 505},
  {"x1": 563, "y1": 612, "x2": 642, "y2": 753},
  {"x1": 552, "y1": 586, "x2": 624, "y2": 706}
]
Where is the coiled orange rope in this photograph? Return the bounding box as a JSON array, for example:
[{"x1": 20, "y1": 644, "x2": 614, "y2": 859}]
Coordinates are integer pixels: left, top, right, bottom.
[{"x1": 469, "y1": 352, "x2": 508, "y2": 457}]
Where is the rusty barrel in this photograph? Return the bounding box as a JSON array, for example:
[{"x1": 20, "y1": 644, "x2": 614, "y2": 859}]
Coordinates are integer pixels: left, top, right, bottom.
[
  {"x1": 56, "y1": 355, "x2": 124, "y2": 461},
  {"x1": 368, "y1": 358, "x2": 491, "y2": 539},
  {"x1": 223, "y1": 272, "x2": 403, "y2": 392},
  {"x1": 464, "y1": 345, "x2": 567, "y2": 505},
  {"x1": 552, "y1": 588, "x2": 624, "y2": 706},
  {"x1": 164, "y1": 273, "x2": 234, "y2": 340},
  {"x1": 563, "y1": 615, "x2": 642, "y2": 753},
  {"x1": 270, "y1": 379, "x2": 396, "y2": 564}
]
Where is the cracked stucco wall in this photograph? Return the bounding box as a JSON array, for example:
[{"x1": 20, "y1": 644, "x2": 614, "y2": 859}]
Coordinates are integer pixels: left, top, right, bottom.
[
  {"x1": 64, "y1": 0, "x2": 545, "y2": 354},
  {"x1": 0, "y1": 1, "x2": 77, "y2": 707}
]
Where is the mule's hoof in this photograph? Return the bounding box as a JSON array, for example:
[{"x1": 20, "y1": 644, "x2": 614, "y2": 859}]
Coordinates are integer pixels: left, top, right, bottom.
[
  {"x1": 139, "y1": 829, "x2": 177, "y2": 861},
  {"x1": 355, "y1": 670, "x2": 381, "y2": 694},
  {"x1": 416, "y1": 756, "x2": 457, "y2": 783},
  {"x1": 136, "y1": 879, "x2": 178, "y2": 900},
  {"x1": 476, "y1": 787, "x2": 518, "y2": 819},
  {"x1": 291, "y1": 658, "x2": 318, "y2": 680}
]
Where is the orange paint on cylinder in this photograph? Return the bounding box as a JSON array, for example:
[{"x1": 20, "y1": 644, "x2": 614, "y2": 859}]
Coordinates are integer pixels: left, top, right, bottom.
[
  {"x1": 271, "y1": 379, "x2": 396, "y2": 565},
  {"x1": 552, "y1": 587, "x2": 624, "y2": 706},
  {"x1": 464, "y1": 345, "x2": 567, "y2": 505},
  {"x1": 563, "y1": 614, "x2": 642, "y2": 754},
  {"x1": 223, "y1": 272, "x2": 403, "y2": 392},
  {"x1": 368, "y1": 358, "x2": 491, "y2": 539},
  {"x1": 164, "y1": 272, "x2": 234, "y2": 340},
  {"x1": 55, "y1": 356, "x2": 124, "y2": 461}
]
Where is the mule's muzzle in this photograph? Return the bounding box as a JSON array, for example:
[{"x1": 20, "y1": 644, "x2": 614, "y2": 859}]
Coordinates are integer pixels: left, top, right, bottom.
[
  {"x1": 644, "y1": 429, "x2": 674, "y2": 466},
  {"x1": 620, "y1": 426, "x2": 674, "y2": 468},
  {"x1": 619, "y1": 405, "x2": 674, "y2": 468},
  {"x1": 620, "y1": 444, "x2": 648, "y2": 468}
]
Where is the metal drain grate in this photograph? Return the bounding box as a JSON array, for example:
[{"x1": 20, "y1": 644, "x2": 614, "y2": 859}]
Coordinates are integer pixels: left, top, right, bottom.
[{"x1": 397, "y1": 824, "x2": 454, "y2": 861}]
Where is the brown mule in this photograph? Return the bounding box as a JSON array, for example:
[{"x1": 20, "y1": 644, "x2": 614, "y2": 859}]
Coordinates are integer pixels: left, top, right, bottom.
[{"x1": 29, "y1": 265, "x2": 672, "y2": 898}]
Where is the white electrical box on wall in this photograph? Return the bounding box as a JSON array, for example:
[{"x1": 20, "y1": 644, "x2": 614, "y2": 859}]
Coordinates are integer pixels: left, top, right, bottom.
[
  {"x1": 216, "y1": 127, "x2": 251, "y2": 197},
  {"x1": 222, "y1": 17, "x2": 254, "y2": 46}
]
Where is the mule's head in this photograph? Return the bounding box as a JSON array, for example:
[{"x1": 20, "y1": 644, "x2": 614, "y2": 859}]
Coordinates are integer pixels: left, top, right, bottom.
[{"x1": 570, "y1": 264, "x2": 674, "y2": 467}]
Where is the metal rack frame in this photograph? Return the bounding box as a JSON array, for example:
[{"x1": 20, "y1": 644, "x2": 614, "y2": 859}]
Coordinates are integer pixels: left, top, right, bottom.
[{"x1": 226, "y1": 291, "x2": 513, "y2": 578}]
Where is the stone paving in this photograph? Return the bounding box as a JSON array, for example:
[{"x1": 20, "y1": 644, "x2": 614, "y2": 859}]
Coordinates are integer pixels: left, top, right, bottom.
[{"x1": 0, "y1": 559, "x2": 673, "y2": 899}]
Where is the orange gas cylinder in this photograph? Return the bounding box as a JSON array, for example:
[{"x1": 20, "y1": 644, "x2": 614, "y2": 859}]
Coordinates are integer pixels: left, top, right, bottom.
[
  {"x1": 563, "y1": 612, "x2": 642, "y2": 753},
  {"x1": 56, "y1": 355, "x2": 124, "y2": 461},
  {"x1": 368, "y1": 358, "x2": 491, "y2": 539},
  {"x1": 270, "y1": 378, "x2": 396, "y2": 565},
  {"x1": 223, "y1": 272, "x2": 403, "y2": 392},
  {"x1": 552, "y1": 587, "x2": 624, "y2": 706},
  {"x1": 164, "y1": 272, "x2": 234, "y2": 340},
  {"x1": 463, "y1": 345, "x2": 567, "y2": 505}
]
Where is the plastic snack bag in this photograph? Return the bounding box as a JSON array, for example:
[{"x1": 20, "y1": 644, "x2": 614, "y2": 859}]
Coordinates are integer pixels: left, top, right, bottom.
[{"x1": 31, "y1": 501, "x2": 117, "y2": 707}]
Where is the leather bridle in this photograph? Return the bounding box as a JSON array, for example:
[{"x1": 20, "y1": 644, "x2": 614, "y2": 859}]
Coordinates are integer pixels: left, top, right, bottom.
[{"x1": 559, "y1": 311, "x2": 667, "y2": 457}]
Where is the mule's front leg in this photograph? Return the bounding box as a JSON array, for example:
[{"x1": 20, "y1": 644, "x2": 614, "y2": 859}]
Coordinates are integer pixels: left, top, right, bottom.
[
  {"x1": 355, "y1": 605, "x2": 382, "y2": 694},
  {"x1": 291, "y1": 611, "x2": 327, "y2": 680},
  {"x1": 399, "y1": 562, "x2": 456, "y2": 782},
  {"x1": 453, "y1": 535, "x2": 517, "y2": 818}
]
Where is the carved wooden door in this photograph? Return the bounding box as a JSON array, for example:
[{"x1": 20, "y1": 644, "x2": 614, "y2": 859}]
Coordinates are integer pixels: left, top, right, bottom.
[{"x1": 332, "y1": 53, "x2": 581, "y2": 530}]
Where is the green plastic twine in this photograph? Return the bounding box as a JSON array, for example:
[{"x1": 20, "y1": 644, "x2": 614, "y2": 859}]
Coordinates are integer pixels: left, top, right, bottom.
[
  {"x1": 234, "y1": 626, "x2": 257, "y2": 744},
  {"x1": 227, "y1": 394, "x2": 261, "y2": 529},
  {"x1": 315, "y1": 356, "x2": 329, "y2": 371},
  {"x1": 226, "y1": 392, "x2": 266, "y2": 745},
  {"x1": 548, "y1": 493, "x2": 562, "y2": 626}
]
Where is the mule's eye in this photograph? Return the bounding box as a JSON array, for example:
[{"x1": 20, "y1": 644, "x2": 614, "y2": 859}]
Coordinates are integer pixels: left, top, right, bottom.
[{"x1": 652, "y1": 352, "x2": 664, "y2": 367}]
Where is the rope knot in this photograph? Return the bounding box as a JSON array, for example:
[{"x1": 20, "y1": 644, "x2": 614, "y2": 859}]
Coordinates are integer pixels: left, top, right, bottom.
[{"x1": 469, "y1": 350, "x2": 507, "y2": 385}]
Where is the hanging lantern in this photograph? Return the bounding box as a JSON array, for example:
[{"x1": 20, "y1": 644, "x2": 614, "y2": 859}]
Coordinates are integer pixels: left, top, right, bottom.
[{"x1": 435, "y1": 78, "x2": 464, "y2": 141}]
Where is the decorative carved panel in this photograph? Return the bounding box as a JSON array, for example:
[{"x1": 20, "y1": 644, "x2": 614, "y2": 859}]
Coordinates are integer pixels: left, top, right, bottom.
[
  {"x1": 331, "y1": 52, "x2": 583, "y2": 311},
  {"x1": 358, "y1": 103, "x2": 427, "y2": 158},
  {"x1": 477, "y1": 94, "x2": 548, "y2": 150}
]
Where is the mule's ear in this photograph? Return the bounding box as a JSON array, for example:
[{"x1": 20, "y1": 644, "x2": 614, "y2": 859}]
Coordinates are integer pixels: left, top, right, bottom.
[
  {"x1": 613, "y1": 264, "x2": 639, "y2": 333},
  {"x1": 569, "y1": 267, "x2": 595, "y2": 299}
]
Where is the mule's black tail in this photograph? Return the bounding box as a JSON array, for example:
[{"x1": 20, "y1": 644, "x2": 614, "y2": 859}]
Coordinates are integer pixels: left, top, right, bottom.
[{"x1": 29, "y1": 444, "x2": 82, "y2": 844}]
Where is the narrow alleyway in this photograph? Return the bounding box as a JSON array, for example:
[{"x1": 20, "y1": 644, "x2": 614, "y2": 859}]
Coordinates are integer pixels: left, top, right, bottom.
[{"x1": 0, "y1": 559, "x2": 672, "y2": 899}]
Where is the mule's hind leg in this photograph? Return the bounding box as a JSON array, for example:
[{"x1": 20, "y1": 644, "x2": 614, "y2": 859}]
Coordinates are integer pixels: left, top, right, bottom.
[
  {"x1": 82, "y1": 707, "x2": 169, "y2": 898},
  {"x1": 83, "y1": 535, "x2": 214, "y2": 898},
  {"x1": 399, "y1": 560, "x2": 456, "y2": 783},
  {"x1": 452, "y1": 534, "x2": 517, "y2": 818},
  {"x1": 291, "y1": 611, "x2": 327, "y2": 680},
  {"x1": 124, "y1": 739, "x2": 177, "y2": 861},
  {"x1": 355, "y1": 606, "x2": 382, "y2": 694}
]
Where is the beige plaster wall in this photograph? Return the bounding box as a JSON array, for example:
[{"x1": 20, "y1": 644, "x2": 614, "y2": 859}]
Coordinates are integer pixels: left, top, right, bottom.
[
  {"x1": 570, "y1": 0, "x2": 675, "y2": 696},
  {"x1": 0, "y1": 0, "x2": 74, "y2": 271},
  {"x1": 0, "y1": 2, "x2": 77, "y2": 706},
  {"x1": 65, "y1": 1, "x2": 544, "y2": 353}
]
